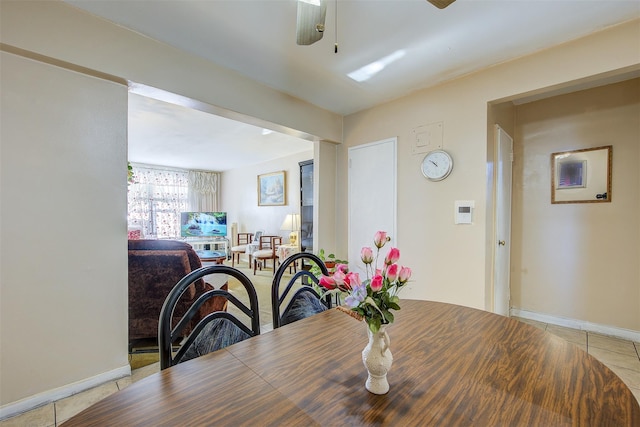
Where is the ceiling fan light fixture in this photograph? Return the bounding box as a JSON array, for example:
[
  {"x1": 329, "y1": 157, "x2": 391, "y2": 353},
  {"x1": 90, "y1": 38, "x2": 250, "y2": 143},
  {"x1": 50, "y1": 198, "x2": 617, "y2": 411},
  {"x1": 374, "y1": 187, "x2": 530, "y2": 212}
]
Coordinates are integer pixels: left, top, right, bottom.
[
  {"x1": 427, "y1": 0, "x2": 456, "y2": 9},
  {"x1": 296, "y1": 0, "x2": 327, "y2": 45}
]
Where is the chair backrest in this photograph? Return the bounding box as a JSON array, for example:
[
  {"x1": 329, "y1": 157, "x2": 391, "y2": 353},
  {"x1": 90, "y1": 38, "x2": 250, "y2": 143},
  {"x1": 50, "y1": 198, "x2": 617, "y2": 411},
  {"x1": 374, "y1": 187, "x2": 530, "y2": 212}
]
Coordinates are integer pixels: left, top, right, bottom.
[
  {"x1": 159, "y1": 265, "x2": 260, "y2": 370},
  {"x1": 257, "y1": 234, "x2": 274, "y2": 249},
  {"x1": 237, "y1": 232, "x2": 253, "y2": 246},
  {"x1": 271, "y1": 252, "x2": 331, "y2": 328},
  {"x1": 128, "y1": 239, "x2": 213, "y2": 343},
  {"x1": 270, "y1": 236, "x2": 282, "y2": 254},
  {"x1": 128, "y1": 239, "x2": 206, "y2": 283},
  {"x1": 251, "y1": 230, "x2": 264, "y2": 244}
]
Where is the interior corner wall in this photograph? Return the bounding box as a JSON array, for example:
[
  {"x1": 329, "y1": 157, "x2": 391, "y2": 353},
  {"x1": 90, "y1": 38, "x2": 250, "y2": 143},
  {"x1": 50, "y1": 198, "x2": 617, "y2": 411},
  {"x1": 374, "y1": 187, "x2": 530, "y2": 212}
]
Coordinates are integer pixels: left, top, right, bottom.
[
  {"x1": 315, "y1": 141, "x2": 339, "y2": 257},
  {"x1": 220, "y1": 150, "x2": 313, "y2": 241},
  {"x1": 0, "y1": 52, "x2": 129, "y2": 406},
  {"x1": 510, "y1": 78, "x2": 640, "y2": 331},
  {"x1": 340, "y1": 19, "x2": 639, "y2": 311}
]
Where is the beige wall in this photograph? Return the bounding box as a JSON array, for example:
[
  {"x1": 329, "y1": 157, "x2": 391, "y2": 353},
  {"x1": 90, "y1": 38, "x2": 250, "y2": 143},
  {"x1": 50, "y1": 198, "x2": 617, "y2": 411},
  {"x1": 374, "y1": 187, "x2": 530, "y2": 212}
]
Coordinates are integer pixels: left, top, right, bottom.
[
  {"x1": 1, "y1": 52, "x2": 129, "y2": 406},
  {"x1": 221, "y1": 150, "x2": 313, "y2": 240},
  {"x1": 510, "y1": 79, "x2": 640, "y2": 331},
  {"x1": 0, "y1": 0, "x2": 342, "y2": 144},
  {"x1": 315, "y1": 141, "x2": 339, "y2": 255},
  {"x1": 340, "y1": 20, "x2": 640, "y2": 316},
  {"x1": 0, "y1": 0, "x2": 338, "y2": 415}
]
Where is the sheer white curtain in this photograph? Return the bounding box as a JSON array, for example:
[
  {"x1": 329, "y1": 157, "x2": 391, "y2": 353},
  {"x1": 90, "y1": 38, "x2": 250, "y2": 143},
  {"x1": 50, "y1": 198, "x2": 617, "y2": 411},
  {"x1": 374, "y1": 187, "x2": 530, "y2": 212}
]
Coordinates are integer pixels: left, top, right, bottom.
[
  {"x1": 188, "y1": 170, "x2": 220, "y2": 212},
  {"x1": 127, "y1": 165, "x2": 189, "y2": 238}
]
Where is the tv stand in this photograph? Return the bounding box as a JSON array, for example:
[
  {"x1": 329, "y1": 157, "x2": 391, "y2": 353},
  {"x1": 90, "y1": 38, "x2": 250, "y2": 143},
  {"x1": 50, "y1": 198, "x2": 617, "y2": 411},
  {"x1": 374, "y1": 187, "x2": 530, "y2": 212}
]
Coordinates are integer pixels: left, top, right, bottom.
[{"x1": 183, "y1": 237, "x2": 229, "y2": 255}]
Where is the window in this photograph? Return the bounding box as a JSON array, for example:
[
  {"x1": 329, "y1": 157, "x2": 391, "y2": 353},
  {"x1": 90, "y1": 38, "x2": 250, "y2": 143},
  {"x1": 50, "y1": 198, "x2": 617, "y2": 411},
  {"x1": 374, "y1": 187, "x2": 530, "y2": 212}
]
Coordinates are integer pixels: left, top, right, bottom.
[{"x1": 127, "y1": 165, "x2": 189, "y2": 238}]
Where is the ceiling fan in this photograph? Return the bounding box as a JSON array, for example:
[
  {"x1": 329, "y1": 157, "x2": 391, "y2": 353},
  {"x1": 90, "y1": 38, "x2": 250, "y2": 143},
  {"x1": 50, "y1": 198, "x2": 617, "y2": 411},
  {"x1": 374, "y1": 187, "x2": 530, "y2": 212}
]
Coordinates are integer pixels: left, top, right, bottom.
[
  {"x1": 296, "y1": 0, "x2": 456, "y2": 46},
  {"x1": 427, "y1": 0, "x2": 457, "y2": 10},
  {"x1": 296, "y1": 0, "x2": 327, "y2": 46}
]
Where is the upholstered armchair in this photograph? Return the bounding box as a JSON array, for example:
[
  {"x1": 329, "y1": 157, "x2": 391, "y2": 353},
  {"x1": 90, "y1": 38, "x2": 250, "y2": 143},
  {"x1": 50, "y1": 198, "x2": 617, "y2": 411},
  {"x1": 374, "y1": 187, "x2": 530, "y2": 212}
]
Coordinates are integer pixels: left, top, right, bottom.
[{"x1": 128, "y1": 239, "x2": 227, "y2": 346}]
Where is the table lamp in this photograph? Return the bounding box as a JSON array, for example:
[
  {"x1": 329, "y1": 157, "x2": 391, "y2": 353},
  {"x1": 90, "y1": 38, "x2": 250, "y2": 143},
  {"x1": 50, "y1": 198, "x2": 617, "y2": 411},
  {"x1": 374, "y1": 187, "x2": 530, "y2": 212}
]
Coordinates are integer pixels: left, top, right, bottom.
[{"x1": 280, "y1": 213, "x2": 300, "y2": 246}]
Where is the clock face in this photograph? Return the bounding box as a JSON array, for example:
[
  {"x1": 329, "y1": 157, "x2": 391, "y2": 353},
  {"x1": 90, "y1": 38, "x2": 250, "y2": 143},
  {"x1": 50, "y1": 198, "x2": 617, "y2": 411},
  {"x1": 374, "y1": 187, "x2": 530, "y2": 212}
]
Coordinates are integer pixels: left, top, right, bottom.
[{"x1": 421, "y1": 150, "x2": 453, "y2": 181}]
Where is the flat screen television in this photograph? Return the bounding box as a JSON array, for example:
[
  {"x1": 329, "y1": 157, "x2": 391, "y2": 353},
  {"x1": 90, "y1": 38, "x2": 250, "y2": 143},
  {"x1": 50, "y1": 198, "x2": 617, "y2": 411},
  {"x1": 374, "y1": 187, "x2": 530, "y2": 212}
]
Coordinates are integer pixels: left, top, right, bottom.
[{"x1": 180, "y1": 212, "x2": 227, "y2": 238}]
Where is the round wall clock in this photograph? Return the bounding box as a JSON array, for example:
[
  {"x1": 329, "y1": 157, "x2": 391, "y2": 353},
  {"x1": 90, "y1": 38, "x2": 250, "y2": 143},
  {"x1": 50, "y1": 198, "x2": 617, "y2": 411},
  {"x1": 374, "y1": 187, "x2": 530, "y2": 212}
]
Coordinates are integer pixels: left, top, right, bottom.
[{"x1": 421, "y1": 149, "x2": 453, "y2": 181}]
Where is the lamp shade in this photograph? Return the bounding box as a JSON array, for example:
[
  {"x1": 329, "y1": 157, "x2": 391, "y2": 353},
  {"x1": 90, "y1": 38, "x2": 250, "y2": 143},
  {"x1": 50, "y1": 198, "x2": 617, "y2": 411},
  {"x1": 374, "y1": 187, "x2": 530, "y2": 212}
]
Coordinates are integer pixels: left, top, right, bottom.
[
  {"x1": 280, "y1": 214, "x2": 300, "y2": 232},
  {"x1": 280, "y1": 214, "x2": 301, "y2": 246}
]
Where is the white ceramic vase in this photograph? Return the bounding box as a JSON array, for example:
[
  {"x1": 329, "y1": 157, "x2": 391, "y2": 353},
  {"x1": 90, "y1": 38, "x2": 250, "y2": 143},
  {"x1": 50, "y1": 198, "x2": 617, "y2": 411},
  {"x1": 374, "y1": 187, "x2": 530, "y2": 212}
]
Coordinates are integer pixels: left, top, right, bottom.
[{"x1": 361, "y1": 324, "x2": 393, "y2": 394}]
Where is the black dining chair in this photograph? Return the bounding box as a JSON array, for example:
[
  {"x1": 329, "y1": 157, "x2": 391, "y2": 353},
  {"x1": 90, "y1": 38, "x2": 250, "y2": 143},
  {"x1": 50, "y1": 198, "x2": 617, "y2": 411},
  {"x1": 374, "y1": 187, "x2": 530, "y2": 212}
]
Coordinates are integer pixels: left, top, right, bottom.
[
  {"x1": 158, "y1": 265, "x2": 260, "y2": 370},
  {"x1": 271, "y1": 252, "x2": 332, "y2": 329}
]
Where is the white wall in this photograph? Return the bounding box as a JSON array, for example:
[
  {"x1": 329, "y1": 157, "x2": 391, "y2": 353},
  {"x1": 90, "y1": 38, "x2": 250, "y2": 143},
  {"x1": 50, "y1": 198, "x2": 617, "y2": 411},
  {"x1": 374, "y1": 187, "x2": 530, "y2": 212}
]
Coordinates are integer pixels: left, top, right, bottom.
[
  {"x1": 221, "y1": 151, "x2": 313, "y2": 245},
  {"x1": 1, "y1": 52, "x2": 129, "y2": 408}
]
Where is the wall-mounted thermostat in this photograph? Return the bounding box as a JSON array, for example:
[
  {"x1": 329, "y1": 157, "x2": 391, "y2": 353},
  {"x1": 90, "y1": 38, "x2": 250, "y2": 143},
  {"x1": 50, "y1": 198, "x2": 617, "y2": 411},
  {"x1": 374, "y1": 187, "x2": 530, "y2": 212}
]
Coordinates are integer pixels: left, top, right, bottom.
[{"x1": 454, "y1": 200, "x2": 474, "y2": 224}]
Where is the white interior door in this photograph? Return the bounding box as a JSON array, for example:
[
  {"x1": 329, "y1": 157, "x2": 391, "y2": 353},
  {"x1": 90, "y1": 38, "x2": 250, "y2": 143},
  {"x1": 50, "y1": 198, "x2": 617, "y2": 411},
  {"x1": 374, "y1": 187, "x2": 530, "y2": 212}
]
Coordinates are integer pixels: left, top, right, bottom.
[
  {"x1": 494, "y1": 125, "x2": 513, "y2": 316},
  {"x1": 348, "y1": 138, "x2": 397, "y2": 276}
]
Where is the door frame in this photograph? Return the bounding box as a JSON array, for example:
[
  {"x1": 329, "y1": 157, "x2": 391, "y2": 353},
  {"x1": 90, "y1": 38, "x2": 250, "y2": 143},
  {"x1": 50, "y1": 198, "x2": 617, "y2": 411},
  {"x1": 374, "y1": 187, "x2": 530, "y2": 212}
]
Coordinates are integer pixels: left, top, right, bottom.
[{"x1": 493, "y1": 125, "x2": 513, "y2": 316}]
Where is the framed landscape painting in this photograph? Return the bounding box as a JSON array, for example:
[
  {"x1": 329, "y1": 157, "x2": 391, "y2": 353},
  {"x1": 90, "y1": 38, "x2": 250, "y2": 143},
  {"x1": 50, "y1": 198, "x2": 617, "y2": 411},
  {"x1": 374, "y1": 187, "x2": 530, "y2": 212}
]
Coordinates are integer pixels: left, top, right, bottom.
[{"x1": 258, "y1": 171, "x2": 286, "y2": 206}]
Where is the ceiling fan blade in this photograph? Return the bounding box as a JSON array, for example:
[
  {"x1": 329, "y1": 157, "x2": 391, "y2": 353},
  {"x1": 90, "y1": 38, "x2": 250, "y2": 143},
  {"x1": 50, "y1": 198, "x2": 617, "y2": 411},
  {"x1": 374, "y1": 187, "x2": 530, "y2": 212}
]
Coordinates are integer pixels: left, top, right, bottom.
[
  {"x1": 296, "y1": 0, "x2": 327, "y2": 46},
  {"x1": 427, "y1": 0, "x2": 456, "y2": 9}
]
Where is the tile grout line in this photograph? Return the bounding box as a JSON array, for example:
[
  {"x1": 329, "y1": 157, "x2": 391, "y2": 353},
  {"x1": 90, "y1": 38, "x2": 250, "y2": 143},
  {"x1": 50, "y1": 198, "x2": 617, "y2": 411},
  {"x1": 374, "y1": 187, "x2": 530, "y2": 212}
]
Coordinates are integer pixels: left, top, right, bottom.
[{"x1": 586, "y1": 331, "x2": 589, "y2": 353}]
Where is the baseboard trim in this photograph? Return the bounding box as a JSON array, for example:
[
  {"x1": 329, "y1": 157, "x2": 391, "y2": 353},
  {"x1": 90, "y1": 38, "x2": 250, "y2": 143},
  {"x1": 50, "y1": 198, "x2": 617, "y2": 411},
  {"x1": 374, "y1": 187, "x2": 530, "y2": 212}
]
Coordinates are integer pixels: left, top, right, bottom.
[
  {"x1": 510, "y1": 308, "x2": 640, "y2": 343},
  {"x1": 0, "y1": 364, "x2": 131, "y2": 421}
]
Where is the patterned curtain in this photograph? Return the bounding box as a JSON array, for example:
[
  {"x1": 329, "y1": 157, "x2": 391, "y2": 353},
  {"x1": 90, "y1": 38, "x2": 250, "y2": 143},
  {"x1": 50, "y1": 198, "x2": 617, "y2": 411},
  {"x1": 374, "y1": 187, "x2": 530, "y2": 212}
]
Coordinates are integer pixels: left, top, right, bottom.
[
  {"x1": 127, "y1": 165, "x2": 189, "y2": 238},
  {"x1": 188, "y1": 170, "x2": 220, "y2": 212}
]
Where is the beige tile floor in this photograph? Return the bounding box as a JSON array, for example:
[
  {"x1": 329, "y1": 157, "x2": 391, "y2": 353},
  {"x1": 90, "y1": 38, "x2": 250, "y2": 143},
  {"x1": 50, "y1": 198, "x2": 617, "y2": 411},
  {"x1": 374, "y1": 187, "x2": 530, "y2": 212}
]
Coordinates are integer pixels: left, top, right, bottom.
[{"x1": 3, "y1": 318, "x2": 639, "y2": 426}]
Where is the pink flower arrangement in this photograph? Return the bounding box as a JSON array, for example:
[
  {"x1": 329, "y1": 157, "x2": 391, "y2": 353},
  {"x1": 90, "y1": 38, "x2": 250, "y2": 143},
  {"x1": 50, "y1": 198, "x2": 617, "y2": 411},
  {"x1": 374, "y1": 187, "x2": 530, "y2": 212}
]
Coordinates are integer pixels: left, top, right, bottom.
[{"x1": 319, "y1": 231, "x2": 412, "y2": 333}]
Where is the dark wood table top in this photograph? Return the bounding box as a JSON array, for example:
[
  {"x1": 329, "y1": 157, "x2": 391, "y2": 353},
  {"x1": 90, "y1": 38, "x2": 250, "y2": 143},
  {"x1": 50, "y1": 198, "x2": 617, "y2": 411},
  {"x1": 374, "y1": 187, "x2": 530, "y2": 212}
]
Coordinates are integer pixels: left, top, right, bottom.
[{"x1": 63, "y1": 300, "x2": 640, "y2": 426}]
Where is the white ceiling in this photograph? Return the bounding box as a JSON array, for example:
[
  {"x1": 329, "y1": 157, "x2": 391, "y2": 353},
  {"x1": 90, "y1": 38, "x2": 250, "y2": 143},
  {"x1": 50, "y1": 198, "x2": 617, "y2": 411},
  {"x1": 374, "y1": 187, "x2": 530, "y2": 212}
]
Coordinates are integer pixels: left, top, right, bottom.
[
  {"x1": 128, "y1": 93, "x2": 313, "y2": 171},
  {"x1": 64, "y1": 0, "x2": 640, "y2": 170}
]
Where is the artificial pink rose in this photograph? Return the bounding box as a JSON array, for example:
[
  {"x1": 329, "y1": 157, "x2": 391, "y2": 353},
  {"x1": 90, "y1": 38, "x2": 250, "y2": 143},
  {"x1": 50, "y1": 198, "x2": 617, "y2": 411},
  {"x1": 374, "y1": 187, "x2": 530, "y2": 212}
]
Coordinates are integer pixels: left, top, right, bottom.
[
  {"x1": 385, "y1": 247, "x2": 400, "y2": 265},
  {"x1": 345, "y1": 272, "x2": 361, "y2": 290},
  {"x1": 333, "y1": 269, "x2": 346, "y2": 287},
  {"x1": 370, "y1": 274, "x2": 383, "y2": 292},
  {"x1": 398, "y1": 266, "x2": 412, "y2": 283},
  {"x1": 374, "y1": 231, "x2": 389, "y2": 248},
  {"x1": 336, "y1": 263, "x2": 349, "y2": 274},
  {"x1": 319, "y1": 275, "x2": 336, "y2": 290},
  {"x1": 361, "y1": 247, "x2": 374, "y2": 264},
  {"x1": 386, "y1": 263, "x2": 399, "y2": 282}
]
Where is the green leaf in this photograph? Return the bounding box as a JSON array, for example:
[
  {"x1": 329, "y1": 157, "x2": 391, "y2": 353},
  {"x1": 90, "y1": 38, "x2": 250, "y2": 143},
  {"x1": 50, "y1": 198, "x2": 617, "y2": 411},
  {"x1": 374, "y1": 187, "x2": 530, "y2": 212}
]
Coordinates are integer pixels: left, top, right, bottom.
[{"x1": 368, "y1": 317, "x2": 381, "y2": 333}]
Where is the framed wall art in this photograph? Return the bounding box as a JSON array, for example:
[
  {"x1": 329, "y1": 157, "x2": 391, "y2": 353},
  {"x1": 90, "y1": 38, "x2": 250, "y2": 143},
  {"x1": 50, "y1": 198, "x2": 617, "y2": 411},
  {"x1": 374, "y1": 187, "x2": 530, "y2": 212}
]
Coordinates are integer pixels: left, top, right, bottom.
[
  {"x1": 551, "y1": 145, "x2": 612, "y2": 204},
  {"x1": 258, "y1": 171, "x2": 286, "y2": 206}
]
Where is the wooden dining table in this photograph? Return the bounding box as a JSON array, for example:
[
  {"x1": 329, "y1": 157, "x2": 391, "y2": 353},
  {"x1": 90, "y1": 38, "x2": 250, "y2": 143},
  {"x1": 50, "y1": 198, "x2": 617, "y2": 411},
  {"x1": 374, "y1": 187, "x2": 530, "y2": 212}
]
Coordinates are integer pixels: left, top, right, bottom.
[{"x1": 64, "y1": 299, "x2": 640, "y2": 426}]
